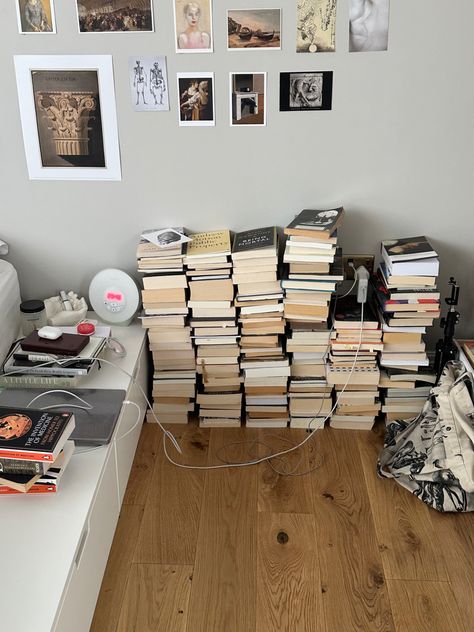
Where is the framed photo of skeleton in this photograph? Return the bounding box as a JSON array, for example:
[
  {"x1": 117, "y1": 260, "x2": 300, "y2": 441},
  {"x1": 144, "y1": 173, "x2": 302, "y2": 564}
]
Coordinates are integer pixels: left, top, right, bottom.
[{"x1": 14, "y1": 55, "x2": 121, "y2": 180}]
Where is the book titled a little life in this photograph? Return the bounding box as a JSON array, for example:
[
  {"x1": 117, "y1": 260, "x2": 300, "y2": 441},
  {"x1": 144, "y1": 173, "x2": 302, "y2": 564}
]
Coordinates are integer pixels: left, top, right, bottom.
[{"x1": 0, "y1": 407, "x2": 75, "y2": 462}]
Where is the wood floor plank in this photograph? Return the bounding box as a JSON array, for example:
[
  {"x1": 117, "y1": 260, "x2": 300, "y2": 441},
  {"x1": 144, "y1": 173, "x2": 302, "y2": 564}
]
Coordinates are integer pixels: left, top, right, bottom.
[
  {"x1": 116, "y1": 564, "x2": 193, "y2": 632},
  {"x1": 90, "y1": 504, "x2": 145, "y2": 632},
  {"x1": 134, "y1": 424, "x2": 209, "y2": 566},
  {"x1": 357, "y1": 423, "x2": 448, "y2": 582},
  {"x1": 186, "y1": 427, "x2": 258, "y2": 632},
  {"x1": 428, "y1": 510, "x2": 474, "y2": 631},
  {"x1": 256, "y1": 512, "x2": 324, "y2": 632},
  {"x1": 123, "y1": 423, "x2": 160, "y2": 506},
  {"x1": 311, "y1": 427, "x2": 395, "y2": 632},
  {"x1": 257, "y1": 429, "x2": 314, "y2": 514},
  {"x1": 386, "y1": 579, "x2": 467, "y2": 632}
]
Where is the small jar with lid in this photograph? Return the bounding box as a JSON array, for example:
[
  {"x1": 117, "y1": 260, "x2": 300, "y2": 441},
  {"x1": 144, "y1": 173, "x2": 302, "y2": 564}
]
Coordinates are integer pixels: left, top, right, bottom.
[{"x1": 20, "y1": 300, "x2": 47, "y2": 336}]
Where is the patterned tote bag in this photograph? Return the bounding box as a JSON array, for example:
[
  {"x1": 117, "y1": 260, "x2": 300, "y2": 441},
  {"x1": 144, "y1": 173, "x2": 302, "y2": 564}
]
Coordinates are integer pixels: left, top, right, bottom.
[{"x1": 378, "y1": 361, "x2": 474, "y2": 512}]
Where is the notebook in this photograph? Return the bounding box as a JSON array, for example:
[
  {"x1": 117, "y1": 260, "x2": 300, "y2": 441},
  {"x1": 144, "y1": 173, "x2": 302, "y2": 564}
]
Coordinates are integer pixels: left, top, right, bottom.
[{"x1": 20, "y1": 331, "x2": 90, "y2": 357}]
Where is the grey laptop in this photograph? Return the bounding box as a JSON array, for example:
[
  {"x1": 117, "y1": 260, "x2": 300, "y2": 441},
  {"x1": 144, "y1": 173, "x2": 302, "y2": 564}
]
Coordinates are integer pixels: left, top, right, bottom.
[{"x1": 0, "y1": 388, "x2": 126, "y2": 446}]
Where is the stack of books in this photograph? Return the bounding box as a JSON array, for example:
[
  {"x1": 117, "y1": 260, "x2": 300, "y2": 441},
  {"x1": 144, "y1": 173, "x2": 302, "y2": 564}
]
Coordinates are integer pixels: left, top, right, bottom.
[
  {"x1": 374, "y1": 236, "x2": 439, "y2": 420},
  {"x1": 232, "y1": 227, "x2": 289, "y2": 428},
  {"x1": 138, "y1": 230, "x2": 196, "y2": 424},
  {"x1": 327, "y1": 296, "x2": 383, "y2": 430},
  {"x1": 282, "y1": 208, "x2": 345, "y2": 428},
  {"x1": 137, "y1": 231, "x2": 186, "y2": 274},
  {"x1": 0, "y1": 407, "x2": 75, "y2": 494},
  {"x1": 185, "y1": 231, "x2": 242, "y2": 427}
]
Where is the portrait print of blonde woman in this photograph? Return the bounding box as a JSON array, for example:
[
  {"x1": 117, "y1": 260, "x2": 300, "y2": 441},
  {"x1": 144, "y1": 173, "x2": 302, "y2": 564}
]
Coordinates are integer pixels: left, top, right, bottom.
[
  {"x1": 16, "y1": 0, "x2": 56, "y2": 34},
  {"x1": 174, "y1": 0, "x2": 213, "y2": 53}
]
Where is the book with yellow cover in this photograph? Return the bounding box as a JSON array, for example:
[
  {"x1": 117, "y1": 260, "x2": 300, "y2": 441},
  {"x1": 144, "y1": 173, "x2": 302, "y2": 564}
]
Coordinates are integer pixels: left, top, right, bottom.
[{"x1": 185, "y1": 230, "x2": 231, "y2": 259}]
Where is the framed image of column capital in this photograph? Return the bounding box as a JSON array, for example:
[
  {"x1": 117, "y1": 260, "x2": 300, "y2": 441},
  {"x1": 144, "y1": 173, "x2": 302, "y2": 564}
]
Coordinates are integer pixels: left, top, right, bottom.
[
  {"x1": 227, "y1": 9, "x2": 281, "y2": 50},
  {"x1": 14, "y1": 55, "x2": 121, "y2": 181},
  {"x1": 76, "y1": 0, "x2": 154, "y2": 33},
  {"x1": 279, "y1": 71, "x2": 333, "y2": 111},
  {"x1": 16, "y1": 0, "x2": 56, "y2": 34}
]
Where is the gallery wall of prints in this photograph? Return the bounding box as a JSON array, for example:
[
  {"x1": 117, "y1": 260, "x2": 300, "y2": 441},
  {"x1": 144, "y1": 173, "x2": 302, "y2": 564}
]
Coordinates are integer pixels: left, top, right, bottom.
[{"x1": 1, "y1": 0, "x2": 473, "y2": 339}]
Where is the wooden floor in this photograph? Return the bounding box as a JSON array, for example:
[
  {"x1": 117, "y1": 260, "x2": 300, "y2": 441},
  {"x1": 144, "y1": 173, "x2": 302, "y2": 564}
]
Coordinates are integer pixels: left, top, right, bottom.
[{"x1": 91, "y1": 422, "x2": 474, "y2": 632}]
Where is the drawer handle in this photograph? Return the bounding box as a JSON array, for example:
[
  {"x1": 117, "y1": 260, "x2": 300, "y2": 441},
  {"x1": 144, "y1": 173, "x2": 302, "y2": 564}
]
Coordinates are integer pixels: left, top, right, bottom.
[{"x1": 74, "y1": 526, "x2": 89, "y2": 568}]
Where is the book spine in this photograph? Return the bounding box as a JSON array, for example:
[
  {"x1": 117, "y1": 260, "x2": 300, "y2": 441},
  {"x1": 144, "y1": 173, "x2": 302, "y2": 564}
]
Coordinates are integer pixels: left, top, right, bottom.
[
  {"x1": 0, "y1": 449, "x2": 54, "y2": 462},
  {"x1": 0, "y1": 375, "x2": 80, "y2": 388},
  {"x1": 0, "y1": 459, "x2": 45, "y2": 475},
  {"x1": 0, "y1": 484, "x2": 56, "y2": 495}
]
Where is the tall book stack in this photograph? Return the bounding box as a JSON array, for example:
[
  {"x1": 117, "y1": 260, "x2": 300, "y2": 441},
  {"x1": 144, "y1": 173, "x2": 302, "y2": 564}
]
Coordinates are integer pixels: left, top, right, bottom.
[
  {"x1": 0, "y1": 407, "x2": 75, "y2": 494},
  {"x1": 282, "y1": 208, "x2": 345, "y2": 429},
  {"x1": 327, "y1": 296, "x2": 383, "y2": 430},
  {"x1": 138, "y1": 231, "x2": 196, "y2": 425},
  {"x1": 231, "y1": 227, "x2": 289, "y2": 428},
  {"x1": 185, "y1": 231, "x2": 242, "y2": 427},
  {"x1": 374, "y1": 236, "x2": 440, "y2": 420}
]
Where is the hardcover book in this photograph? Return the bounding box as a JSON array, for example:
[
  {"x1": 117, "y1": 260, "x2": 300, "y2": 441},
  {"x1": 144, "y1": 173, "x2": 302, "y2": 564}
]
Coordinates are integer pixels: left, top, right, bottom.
[
  {"x1": 232, "y1": 227, "x2": 277, "y2": 257},
  {"x1": 284, "y1": 207, "x2": 344, "y2": 237},
  {"x1": 0, "y1": 407, "x2": 75, "y2": 462},
  {"x1": 381, "y1": 236, "x2": 438, "y2": 262}
]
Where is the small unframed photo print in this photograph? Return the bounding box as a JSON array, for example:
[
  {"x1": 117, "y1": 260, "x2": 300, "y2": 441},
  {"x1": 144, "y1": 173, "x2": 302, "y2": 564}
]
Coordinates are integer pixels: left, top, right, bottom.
[
  {"x1": 174, "y1": 0, "x2": 213, "y2": 53},
  {"x1": 349, "y1": 0, "x2": 390, "y2": 52},
  {"x1": 129, "y1": 57, "x2": 169, "y2": 111},
  {"x1": 279, "y1": 71, "x2": 333, "y2": 111},
  {"x1": 142, "y1": 228, "x2": 192, "y2": 248},
  {"x1": 76, "y1": 0, "x2": 154, "y2": 33},
  {"x1": 177, "y1": 72, "x2": 215, "y2": 126},
  {"x1": 16, "y1": 0, "x2": 56, "y2": 34},
  {"x1": 227, "y1": 9, "x2": 281, "y2": 50},
  {"x1": 230, "y1": 73, "x2": 266, "y2": 127},
  {"x1": 296, "y1": 0, "x2": 337, "y2": 53}
]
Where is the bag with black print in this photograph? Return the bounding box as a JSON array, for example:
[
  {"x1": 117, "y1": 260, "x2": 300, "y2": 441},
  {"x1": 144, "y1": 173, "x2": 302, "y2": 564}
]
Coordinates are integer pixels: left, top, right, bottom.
[{"x1": 378, "y1": 361, "x2": 474, "y2": 512}]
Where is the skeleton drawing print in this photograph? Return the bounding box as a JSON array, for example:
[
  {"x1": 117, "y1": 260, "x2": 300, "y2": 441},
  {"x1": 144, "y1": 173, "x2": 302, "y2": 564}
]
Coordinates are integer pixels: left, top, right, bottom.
[
  {"x1": 296, "y1": 0, "x2": 337, "y2": 53},
  {"x1": 128, "y1": 56, "x2": 169, "y2": 111}
]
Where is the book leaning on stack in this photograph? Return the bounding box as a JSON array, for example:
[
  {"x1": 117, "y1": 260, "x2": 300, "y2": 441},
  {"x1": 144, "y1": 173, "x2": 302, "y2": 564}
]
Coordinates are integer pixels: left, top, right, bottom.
[
  {"x1": 138, "y1": 229, "x2": 196, "y2": 424},
  {"x1": 374, "y1": 236, "x2": 439, "y2": 420},
  {"x1": 282, "y1": 208, "x2": 345, "y2": 429},
  {"x1": 0, "y1": 406, "x2": 75, "y2": 494},
  {"x1": 327, "y1": 295, "x2": 382, "y2": 430},
  {"x1": 232, "y1": 227, "x2": 288, "y2": 428},
  {"x1": 185, "y1": 230, "x2": 242, "y2": 427}
]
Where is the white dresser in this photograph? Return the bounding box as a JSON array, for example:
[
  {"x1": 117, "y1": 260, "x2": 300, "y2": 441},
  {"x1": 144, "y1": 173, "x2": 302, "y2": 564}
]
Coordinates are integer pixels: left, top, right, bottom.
[{"x1": 0, "y1": 321, "x2": 148, "y2": 632}]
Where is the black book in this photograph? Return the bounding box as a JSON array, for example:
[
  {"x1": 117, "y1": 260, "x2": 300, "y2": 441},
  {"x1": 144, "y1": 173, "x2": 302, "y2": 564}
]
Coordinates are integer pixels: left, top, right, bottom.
[
  {"x1": 232, "y1": 227, "x2": 277, "y2": 257},
  {"x1": 331, "y1": 295, "x2": 380, "y2": 329},
  {"x1": 381, "y1": 236, "x2": 437, "y2": 262},
  {"x1": 0, "y1": 456, "x2": 48, "y2": 476},
  {"x1": 0, "y1": 407, "x2": 75, "y2": 462},
  {"x1": 285, "y1": 207, "x2": 344, "y2": 236}
]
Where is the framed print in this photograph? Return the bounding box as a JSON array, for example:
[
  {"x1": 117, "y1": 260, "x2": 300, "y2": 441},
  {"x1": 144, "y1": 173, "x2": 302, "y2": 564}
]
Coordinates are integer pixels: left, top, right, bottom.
[
  {"x1": 128, "y1": 56, "x2": 170, "y2": 111},
  {"x1": 279, "y1": 71, "x2": 333, "y2": 111},
  {"x1": 177, "y1": 72, "x2": 214, "y2": 126},
  {"x1": 230, "y1": 73, "x2": 266, "y2": 127},
  {"x1": 14, "y1": 55, "x2": 122, "y2": 181},
  {"x1": 174, "y1": 0, "x2": 213, "y2": 53},
  {"x1": 16, "y1": 0, "x2": 56, "y2": 34},
  {"x1": 296, "y1": 0, "x2": 337, "y2": 53},
  {"x1": 76, "y1": 0, "x2": 154, "y2": 33},
  {"x1": 227, "y1": 9, "x2": 281, "y2": 50}
]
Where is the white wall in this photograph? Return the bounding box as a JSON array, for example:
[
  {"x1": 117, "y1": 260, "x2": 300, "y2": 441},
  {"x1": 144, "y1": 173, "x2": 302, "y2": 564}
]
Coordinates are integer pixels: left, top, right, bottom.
[{"x1": 1, "y1": 1, "x2": 473, "y2": 339}]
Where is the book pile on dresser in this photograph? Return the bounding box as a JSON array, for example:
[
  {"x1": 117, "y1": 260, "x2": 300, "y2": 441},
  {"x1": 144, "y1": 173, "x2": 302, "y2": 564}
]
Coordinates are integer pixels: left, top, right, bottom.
[
  {"x1": 232, "y1": 227, "x2": 289, "y2": 428},
  {"x1": 282, "y1": 208, "x2": 345, "y2": 429},
  {"x1": 374, "y1": 236, "x2": 439, "y2": 421},
  {"x1": 0, "y1": 406, "x2": 75, "y2": 494},
  {"x1": 138, "y1": 230, "x2": 196, "y2": 424},
  {"x1": 185, "y1": 231, "x2": 242, "y2": 427},
  {"x1": 327, "y1": 295, "x2": 383, "y2": 430}
]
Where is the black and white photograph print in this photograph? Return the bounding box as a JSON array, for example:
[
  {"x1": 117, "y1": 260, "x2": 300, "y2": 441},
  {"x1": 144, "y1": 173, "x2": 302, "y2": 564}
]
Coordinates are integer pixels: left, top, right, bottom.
[
  {"x1": 128, "y1": 56, "x2": 169, "y2": 111},
  {"x1": 279, "y1": 71, "x2": 333, "y2": 111},
  {"x1": 142, "y1": 228, "x2": 192, "y2": 248},
  {"x1": 230, "y1": 73, "x2": 266, "y2": 127},
  {"x1": 177, "y1": 72, "x2": 215, "y2": 126},
  {"x1": 349, "y1": 0, "x2": 390, "y2": 52},
  {"x1": 227, "y1": 9, "x2": 281, "y2": 50},
  {"x1": 16, "y1": 0, "x2": 56, "y2": 34},
  {"x1": 76, "y1": 0, "x2": 154, "y2": 33},
  {"x1": 14, "y1": 55, "x2": 121, "y2": 180},
  {"x1": 174, "y1": 0, "x2": 213, "y2": 53}
]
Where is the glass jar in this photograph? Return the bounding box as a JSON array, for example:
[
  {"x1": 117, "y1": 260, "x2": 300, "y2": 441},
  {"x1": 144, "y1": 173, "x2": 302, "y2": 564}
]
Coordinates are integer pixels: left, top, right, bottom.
[{"x1": 20, "y1": 300, "x2": 47, "y2": 336}]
